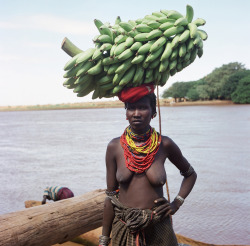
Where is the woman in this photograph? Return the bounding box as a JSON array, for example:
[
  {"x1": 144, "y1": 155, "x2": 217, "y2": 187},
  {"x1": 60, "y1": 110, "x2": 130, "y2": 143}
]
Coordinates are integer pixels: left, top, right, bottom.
[{"x1": 99, "y1": 84, "x2": 197, "y2": 246}]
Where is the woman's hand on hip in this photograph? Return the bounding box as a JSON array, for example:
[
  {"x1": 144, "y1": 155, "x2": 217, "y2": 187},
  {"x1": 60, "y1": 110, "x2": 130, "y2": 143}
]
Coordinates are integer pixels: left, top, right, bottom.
[{"x1": 153, "y1": 197, "x2": 179, "y2": 218}]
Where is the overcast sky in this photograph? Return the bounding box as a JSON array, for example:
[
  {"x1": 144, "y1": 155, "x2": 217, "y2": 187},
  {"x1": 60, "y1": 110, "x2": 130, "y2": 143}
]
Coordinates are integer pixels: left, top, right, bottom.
[{"x1": 0, "y1": 0, "x2": 249, "y2": 106}]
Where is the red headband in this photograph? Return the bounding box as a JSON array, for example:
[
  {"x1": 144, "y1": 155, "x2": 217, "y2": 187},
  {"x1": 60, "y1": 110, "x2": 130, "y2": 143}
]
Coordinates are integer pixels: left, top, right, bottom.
[{"x1": 118, "y1": 83, "x2": 154, "y2": 103}]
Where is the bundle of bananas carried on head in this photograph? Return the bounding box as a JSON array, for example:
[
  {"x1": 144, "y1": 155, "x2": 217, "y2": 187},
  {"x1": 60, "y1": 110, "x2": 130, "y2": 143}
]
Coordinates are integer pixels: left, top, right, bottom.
[{"x1": 62, "y1": 4, "x2": 207, "y2": 99}]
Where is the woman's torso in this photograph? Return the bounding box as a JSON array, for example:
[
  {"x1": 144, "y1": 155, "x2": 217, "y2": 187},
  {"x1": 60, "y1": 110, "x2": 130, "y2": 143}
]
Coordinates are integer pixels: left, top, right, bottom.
[{"x1": 114, "y1": 136, "x2": 169, "y2": 209}]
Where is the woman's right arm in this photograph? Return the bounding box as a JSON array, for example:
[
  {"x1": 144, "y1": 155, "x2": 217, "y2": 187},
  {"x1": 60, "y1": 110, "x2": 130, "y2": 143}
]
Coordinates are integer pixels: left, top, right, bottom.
[{"x1": 101, "y1": 139, "x2": 119, "y2": 239}]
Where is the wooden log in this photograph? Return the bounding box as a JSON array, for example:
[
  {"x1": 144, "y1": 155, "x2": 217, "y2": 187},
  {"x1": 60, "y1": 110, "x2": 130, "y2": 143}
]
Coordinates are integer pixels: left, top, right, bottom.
[{"x1": 0, "y1": 189, "x2": 105, "y2": 246}]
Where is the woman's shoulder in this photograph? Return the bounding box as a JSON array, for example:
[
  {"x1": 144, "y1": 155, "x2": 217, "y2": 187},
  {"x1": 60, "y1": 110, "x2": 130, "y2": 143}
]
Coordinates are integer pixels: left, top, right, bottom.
[
  {"x1": 160, "y1": 135, "x2": 176, "y2": 149},
  {"x1": 107, "y1": 137, "x2": 121, "y2": 149}
]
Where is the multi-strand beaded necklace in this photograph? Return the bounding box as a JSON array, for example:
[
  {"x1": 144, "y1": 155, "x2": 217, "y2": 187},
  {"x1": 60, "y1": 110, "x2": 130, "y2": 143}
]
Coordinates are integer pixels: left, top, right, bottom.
[{"x1": 120, "y1": 126, "x2": 161, "y2": 173}]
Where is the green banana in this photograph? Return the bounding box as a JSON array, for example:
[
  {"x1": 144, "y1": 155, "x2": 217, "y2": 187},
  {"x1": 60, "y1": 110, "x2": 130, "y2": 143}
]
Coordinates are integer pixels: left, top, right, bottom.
[
  {"x1": 100, "y1": 25, "x2": 113, "y2": 39},
  {"x1": 133, "y1": 64, "x2": 145, "y2": 84},
  {"x1": 75, "y1": 73, "x2": 92, "y2": 85},
  {"x1": 159, "y1": 60, "x2": 169, "y2": 72},
  {"x1": 63, "y1": 77, "x2": 76, "y2": 86},
  {"x1": 174, "y1": 17, "x2": 188, "y2": 27},
  {"x1": 152, "y1": 11, "x2": 166, "y2": 18},
  {"x1": 63, "y1": 63, "x2": 83, "y2": 78},
  {"x1": 115, "y1": 16, "x2": 121, "y2": 24},
  {"x1": 150, "y1": 36, "x2": 167, "y2": 53},
  {"x1": 112, "y1": 85, "x2": 124, "y2": 94},
  {"x1": 76, "y1": 48, "x2": 96, "y2": 64},
  {"x1": 118, "y1": 49, "x2": 134, "y2": 61},
  {"x1": 119, "y1": 65, "x2": 136, "y2": 86},
  {"x1": 192, "y1": 18, "x2": 206, "y2": 26},
  {"x1": 107, "y1": 63, "x2": 121, "y2": 75},
  {"x1": 96, "y1": 34, "x2": 113, "y2": 44},
  {"x1": 186, "y1": 4, "x2": 194, "y2": 23},
  {"x1": 145, "y1": 68, "x2": 154, "y2": 79},
  {"x1": 100, "y1": 43, "x2": 112, "y2": 52},
  {"x1": 159, "y1": 70, "x2": 170, "y2": 86},
  {"x1": 119, "y1": 22, "x2": 133, "y2": 32},
  {"x1": 94, "y1": 19, "x2": 105, "y2": 34},
  {"x1": 131, "y1": 54, "x2": 146, "y2": 64},
  {"x1": 170, "y1": 48, "x2": 178, "y2": 61},
  {"x1": 114, "y1": 42, "x2": 127, "y2": 56},
  {"x1": 137, "y1": 41, "x2": 154, "y2": 55},
  {"x1": 135, "y1": 24, "x2": 153, "y2": 33},
  {"x1": 128, "y1": 20, "x2": 137, "y2": 27},
  {"x1": 148, "y1": 59, "x2": 161, "y2": 69},
  {"x1": 113, "y1": 70, "x2": 126, "y2": 85},
  {"x1": 190, "y1": 48, "x2": 198, "y2": 62},
  {"x1": 86, "y1": 60, "x2": 103, "y2": 75},
  {"x1": 146, "y1": 29, "x2": 163, "y2": 40},
  {"x1": 130, "y1": 42, "x2": 143, "y2": 51},
  {"x1": 144, "y1": 15, "x2": 159, "y2": 21},
  {"x1": 134, "y1": 33, "x2": 149, "y2": 42},
  {"x1": 167, "y1": 10, "x2": 183, "y2": 20},
  {"x1": 99, "y1": 82, "x2": 115, "y2": 91},
  {"x1": 76, "y1": 60, "x2": 94, "y2": 77},
  {"x1": 171, "y1": 34, "x2": 181, "y2": 49},
  {"x1": 115, "y1": 57, "x2": 133, "y2": 74},
  {"x1": 64, "y1": 53, "x2": 83, "y2": 71},
  {"x1": 110, "y1": 44, "x2": 117, "y2": 57},
  {"x1": 159, "y1": 21, "x2": 175, "y2": 31},
  {"x1": 161, "y1": 42, "x2": 173, "y2": 61},
  {"x1": 179, "y1": 43, "x2": 187, "y2": 57},
  {"x1": 125, "y1": 37, "x2": 134, "y2": 47},
  {"x1": 96, "y1": 74, "x2": 114, "y2": 85},
  {"x1": 114, "y1": 34, "x2": 127, "y2": 44},
  {"x1": 170, "y1": 68, "x2": 177, "y2": 76},
  {"x1": 179, "y1": 29, "x2": 190, "y2": 43},
  {"x1": 92, "y1": 86, "x2": 100, "y2": 99},
  {"x1": 197, "y1": 48, "x2": 203, "y2": 58},
  {"x1": 176, "y1": 62, "x2": 183, "y2": 72},
  {"x1": 73, "y1": 77, "x2": 93, "y2": 93},
  {"x1": 197, "y1": 29, "x2": 208, "y2": 40},
  {"x1": 92, "y1": 48, "x2": 103, "y2": 61},
  {"x1": 128, "y1": 29, "x2": 140, "y2": 38},
  {"x1": 135, "y1": 18, "x2": 143, "y2": 24},
  {"x1": 77, "y1": 83, "x2": 95, "y2": 97},
  {"x1": 102, "y1": 57, "x2": 120, "y2": 66},
  {"x1": 160, "y1": 9, "x2": 170, "y2": 16},
  {"x1": 103, "y1": 65, "x2": 109, "y2": 72},
  {"x1": 145, "y1": 45, "x2": 164, "y2": 63},
  {"x1": 147, "y1": 21, "x2": 161, "y2": 29},
  {"x1": 188, "y1": 23, "x2": 198, "y2": 38},
  {"x1": 187, "y1": 38, "x2": 195, "y2": 51},
  {"x1": 163, "y1": 26, "x2": 184, "y2": 38},
  {"x1": 183, "y1": 52, "x2": 191, "y2": 62}
]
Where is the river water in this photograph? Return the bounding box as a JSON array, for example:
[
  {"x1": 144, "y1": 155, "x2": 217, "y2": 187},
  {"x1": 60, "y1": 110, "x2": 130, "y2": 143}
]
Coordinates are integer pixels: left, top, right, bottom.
[{"x1": 0, "y1": 105, "x2": 249, "y2": 245}]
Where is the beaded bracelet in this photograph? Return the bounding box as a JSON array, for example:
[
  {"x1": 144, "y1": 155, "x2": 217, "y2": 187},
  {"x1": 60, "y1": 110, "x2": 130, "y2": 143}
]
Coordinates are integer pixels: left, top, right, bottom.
[
  {"x1": 99, "y1": 235, "x2": 111, "y2": 246},
  {"x1": 180, "y1": 165, "x2": 195, "y2": 177},
  {"x1": 105, "y1": 189, "x2": 119, "y2": 196}
]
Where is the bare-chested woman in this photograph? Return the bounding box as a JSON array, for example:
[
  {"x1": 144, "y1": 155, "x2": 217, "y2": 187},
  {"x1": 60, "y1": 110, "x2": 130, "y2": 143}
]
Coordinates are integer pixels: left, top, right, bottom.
[{"x1": 99, "y1": 84, "x2": 197, "y2": 246}]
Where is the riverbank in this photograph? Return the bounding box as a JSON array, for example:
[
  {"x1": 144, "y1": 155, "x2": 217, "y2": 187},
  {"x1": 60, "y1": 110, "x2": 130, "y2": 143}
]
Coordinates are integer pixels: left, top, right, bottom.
[{"x1": 0, "y1": 100, "x2": 234, "y2": 112}]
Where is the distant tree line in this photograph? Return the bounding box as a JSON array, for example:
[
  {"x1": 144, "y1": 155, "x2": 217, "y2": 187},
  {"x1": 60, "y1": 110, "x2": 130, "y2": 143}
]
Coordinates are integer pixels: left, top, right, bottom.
[{"x1": 162, "y1": 62, "x2": 250, "y2": 104}]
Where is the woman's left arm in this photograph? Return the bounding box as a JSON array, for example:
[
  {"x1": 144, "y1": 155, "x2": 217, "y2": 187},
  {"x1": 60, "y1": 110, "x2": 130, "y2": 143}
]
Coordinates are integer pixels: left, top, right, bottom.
[{"x1": 155, "y1": 136, "x2": 197, "y2": 217}]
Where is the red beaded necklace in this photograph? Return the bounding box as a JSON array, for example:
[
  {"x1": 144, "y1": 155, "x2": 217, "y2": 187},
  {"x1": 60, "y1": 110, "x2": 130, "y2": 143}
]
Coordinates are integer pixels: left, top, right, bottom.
[{"x1": 120, "y1": 126, "x2": 161, "y2": 173}]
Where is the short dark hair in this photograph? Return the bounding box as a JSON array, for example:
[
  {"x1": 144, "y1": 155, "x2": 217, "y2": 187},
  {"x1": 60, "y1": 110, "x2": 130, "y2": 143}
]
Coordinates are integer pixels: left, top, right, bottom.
[{"x1": 124, "y1": 93, "x2": 157, "y2": 116}]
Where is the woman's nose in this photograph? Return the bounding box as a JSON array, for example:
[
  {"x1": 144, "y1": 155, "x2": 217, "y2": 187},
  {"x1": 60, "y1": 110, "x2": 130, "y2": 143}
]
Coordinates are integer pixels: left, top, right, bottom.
[{"x1": 133, "y1": 109, "x2": 141, "y2": 117}]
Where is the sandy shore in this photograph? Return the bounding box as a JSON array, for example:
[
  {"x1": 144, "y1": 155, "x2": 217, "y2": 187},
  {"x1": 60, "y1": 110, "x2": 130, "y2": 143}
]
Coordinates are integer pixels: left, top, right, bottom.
[{"x1": 0, "y1": 100, "x2": 234, "y2": 112}]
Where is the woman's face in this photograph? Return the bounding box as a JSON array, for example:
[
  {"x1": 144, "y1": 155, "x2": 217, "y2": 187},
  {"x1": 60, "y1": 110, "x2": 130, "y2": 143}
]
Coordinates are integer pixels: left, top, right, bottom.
[{"x1": 126, "y1": 96, "x2": 153, "y2": 133}]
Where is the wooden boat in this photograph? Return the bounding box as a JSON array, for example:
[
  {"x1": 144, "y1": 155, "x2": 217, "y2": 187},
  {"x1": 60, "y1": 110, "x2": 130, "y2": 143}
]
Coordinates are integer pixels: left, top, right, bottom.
[{"x1": 0, "y1": 189, "x2": 247, "y2": 246}]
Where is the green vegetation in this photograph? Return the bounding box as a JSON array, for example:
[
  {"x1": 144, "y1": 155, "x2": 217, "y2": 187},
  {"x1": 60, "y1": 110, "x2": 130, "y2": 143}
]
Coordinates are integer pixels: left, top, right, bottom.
[{"x1": 162, "y1": 62, "x2": 250, "y2": 104}]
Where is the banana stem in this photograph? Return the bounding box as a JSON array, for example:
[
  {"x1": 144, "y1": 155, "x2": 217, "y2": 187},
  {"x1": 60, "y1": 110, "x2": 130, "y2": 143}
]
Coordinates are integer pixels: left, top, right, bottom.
[{"x1": 61, "y1": 37, "x2": 83, "y2": 57}]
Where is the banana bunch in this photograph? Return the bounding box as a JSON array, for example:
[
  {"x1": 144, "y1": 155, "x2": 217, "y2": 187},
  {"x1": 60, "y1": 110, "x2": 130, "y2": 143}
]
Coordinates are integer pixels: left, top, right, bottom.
[{"x1": 62, "y1": 4, "x2": 207, "y2": 99}]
